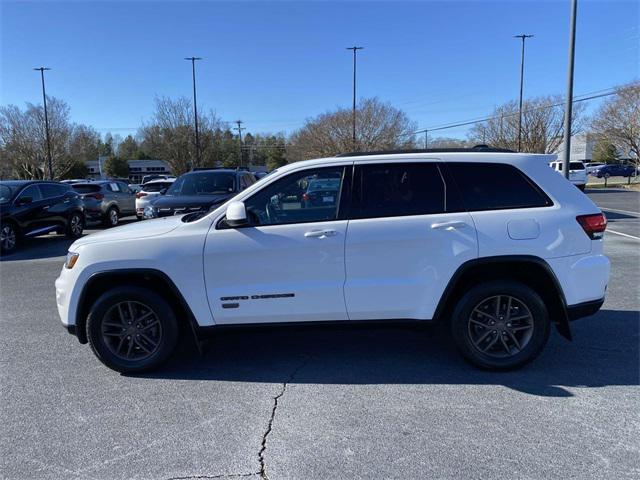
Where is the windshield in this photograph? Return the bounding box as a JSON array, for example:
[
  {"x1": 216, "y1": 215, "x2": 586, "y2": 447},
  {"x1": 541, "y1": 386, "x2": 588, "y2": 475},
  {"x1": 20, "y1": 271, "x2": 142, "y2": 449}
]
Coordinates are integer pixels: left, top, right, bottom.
[
  {"x1": 0, "y1": 185, "x2": 15, "y2": 204},
  {"x1": 167, "y1": 172, "x2": 236, "y2": 196},
  {"x1": 307, "y1": 179, "x2": 340, "y2": 192}
]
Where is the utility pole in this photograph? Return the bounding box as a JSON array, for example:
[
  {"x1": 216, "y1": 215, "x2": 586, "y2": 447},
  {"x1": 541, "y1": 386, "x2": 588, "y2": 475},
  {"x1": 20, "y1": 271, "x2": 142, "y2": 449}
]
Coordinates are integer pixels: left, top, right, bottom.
[
  {"x1": 235, "y1": 120, "x2": 245, "y2": 168},
  {"x1": 562, "y1": 0, "x2": 578, "y2": 179},
  {"x1": 346, "y1": 46, "x2": 363, "y2": 151},
  {"x1": 424, "y1": 130, "x2": 429, "y2": 149},
  {"x1": 514, "y1": 34, "x2": 534, "y2": 152},
  {"x1": 184, "y1": 57, "x2": 202, "y2": 169},
  {"x1": 33, "y1": 67, "x2": 53, "y2": 180}
]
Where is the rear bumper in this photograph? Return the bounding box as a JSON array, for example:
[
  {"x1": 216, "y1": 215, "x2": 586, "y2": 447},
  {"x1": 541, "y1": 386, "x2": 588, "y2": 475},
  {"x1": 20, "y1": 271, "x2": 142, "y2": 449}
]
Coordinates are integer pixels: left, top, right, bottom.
[{"x1": 567, "y1": 298, "x2": 605, "y2": 321}]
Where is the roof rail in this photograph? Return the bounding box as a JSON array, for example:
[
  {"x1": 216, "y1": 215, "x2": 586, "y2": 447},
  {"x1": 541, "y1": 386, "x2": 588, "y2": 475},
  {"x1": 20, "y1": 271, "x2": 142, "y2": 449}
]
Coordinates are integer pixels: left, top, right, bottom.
[{"x1": 335, "y1": 145, "x2": 515, "y2": 157}]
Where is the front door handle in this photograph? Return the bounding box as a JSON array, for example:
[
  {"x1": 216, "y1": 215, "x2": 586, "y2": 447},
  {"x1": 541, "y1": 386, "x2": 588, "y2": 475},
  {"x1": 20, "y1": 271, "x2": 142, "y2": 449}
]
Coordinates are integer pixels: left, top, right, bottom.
[
  {"x1": 304, "y1": 229, "x2": 337, "y2": 238},
  {"x1": 42, "y1": 205, "x2": 50, "y2": 210},
  {"x1": 431, "y1": 221, "x2": 467, "y2": 230}
]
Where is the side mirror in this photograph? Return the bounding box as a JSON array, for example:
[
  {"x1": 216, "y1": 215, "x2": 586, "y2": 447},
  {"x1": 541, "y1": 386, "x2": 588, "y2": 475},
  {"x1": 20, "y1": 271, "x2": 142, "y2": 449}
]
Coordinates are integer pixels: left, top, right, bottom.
[
  {"x1": 160, "y1": 188, "x2": 167, "y2": 195},
  {"x1": 17, "y1": 196, "x2": 33, "y2": 206},
  {"x1": 226, "y1": 201, "x2": 248, "y2": 228}
]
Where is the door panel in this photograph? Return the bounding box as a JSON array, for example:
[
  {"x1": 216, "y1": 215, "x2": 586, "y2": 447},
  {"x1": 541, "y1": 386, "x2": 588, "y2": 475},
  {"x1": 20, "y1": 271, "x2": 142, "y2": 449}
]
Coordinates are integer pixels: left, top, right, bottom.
[
  {"x1": 204, "y1": 221, "x2": 348, "y2": 324},
  {"x1": 344, "y1": 213, "x2": 477, "y2": 320}
]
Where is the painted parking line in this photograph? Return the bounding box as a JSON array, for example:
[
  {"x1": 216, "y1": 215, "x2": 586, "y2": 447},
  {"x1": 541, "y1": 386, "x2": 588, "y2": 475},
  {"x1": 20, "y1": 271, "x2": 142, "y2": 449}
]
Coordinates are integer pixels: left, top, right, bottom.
[
  {"x1": 607, "y1": 229, "x2": 640, "y2": 241},
  {"x1": 601, "y1": 207, "x2": 640, "y2": 217}
]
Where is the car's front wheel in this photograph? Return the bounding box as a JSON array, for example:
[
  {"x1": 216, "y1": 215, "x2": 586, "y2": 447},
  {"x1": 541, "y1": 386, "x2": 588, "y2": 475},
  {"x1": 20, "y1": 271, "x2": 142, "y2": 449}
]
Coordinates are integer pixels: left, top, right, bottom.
[
  {"x1": 86, "y1": 286, "x2": 179, "y2": 373},
  {"x1": 450, "y1": 281, "x2": 550, "y2": 371},
  {"x1": 0, "y1": 222, "x2": 18, "y2": 253}
]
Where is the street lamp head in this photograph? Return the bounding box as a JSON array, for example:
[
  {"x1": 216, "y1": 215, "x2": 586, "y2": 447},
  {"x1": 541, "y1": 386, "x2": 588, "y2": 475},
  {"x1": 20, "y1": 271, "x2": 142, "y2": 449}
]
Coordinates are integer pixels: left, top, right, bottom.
[
  {"x1": 184, "y1": 57, "x2": 202, "y2": 61},
  {"x1": 33, "y1": 67, "x2": 51, "y2": 71},
  {"x1": 346, "y1": 46, "x2": 364, "y2": 51},
  {"x1": 513, "y1": 34, "x2": 534, "y2": 39}
]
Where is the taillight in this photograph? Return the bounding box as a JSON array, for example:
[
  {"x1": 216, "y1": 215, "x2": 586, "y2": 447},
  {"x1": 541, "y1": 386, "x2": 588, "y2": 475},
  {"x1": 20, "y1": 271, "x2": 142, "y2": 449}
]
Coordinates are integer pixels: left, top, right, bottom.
[
  {"x1": 302, "y1": 193, "x2": 310, "y2": 201},
  {"x1": 136, "y1": 192, "x2": 147, "y2": 199},
  {"x1": 84, "y1": 193, "x2": 104, "y2": 200},
  {"x1": 576, "y1": 213, "x2": 607, "y2": 239}
]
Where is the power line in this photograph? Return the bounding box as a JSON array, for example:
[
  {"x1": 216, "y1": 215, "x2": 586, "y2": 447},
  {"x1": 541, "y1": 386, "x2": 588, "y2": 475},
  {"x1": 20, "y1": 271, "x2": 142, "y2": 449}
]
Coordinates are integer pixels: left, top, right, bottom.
[{"x1": 401, "y1": 89, "x2": 618, "y2": 138}]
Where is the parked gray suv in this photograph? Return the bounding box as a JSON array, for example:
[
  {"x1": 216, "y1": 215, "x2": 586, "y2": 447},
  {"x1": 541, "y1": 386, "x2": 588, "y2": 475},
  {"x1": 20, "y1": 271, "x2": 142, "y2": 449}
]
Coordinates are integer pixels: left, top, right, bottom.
[{"x1": 72, "y1": 181, "x2": 136, "y2": 227}]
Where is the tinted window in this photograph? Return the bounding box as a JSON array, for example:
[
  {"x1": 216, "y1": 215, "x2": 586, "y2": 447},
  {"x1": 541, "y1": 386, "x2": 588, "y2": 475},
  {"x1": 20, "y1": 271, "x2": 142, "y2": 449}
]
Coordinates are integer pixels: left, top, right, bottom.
[
  {"x1": 352, "y1": 163, "x2": 445, "y2": 219},
  {"x1": 143, "y1": 182, "x2": 172, "y2": 192},
  {"x1": 39, "y1": 183, "x2": 68, "y2": 199},
  {"x1": 73, "y1": 184, "x2": 101, "y2": 194},
  {"x1": 570, "y1": 162, "x2": 585, "y2": 170},
  {"x1": 16, "y1": 185, "x2": 42, "y2": 203},
  {"x1": 241, "y1": 167, "x2": 345, "y2": 226},
  {"x1": 117, "y1": 182, "x2": 131, "y2": 194},
  {"x1": 448, "y1": 163, "x2": 552, "y2": 211},
  {"x1": 0, "y1": 185, "x2": 16, "y2": 204}
]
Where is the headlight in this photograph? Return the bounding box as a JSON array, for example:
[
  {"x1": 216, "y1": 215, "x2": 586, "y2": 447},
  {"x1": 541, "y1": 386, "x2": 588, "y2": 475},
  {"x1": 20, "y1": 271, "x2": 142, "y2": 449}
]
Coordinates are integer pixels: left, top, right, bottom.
[
  {"x1": 143, "y1": 205, "x2": 158, "y2": 219},
  {"x1": 65, "y1": 252, "x2": 79, "y2": 269}
]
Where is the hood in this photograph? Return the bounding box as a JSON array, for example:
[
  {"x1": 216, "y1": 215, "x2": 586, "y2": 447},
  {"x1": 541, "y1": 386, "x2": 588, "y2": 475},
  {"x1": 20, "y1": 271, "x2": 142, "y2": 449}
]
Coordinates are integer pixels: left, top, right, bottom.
[
  {"x1": 71, "y1": 215, "x2": 183, "y2": 248},
  {"x1": 151, "y1": 194, "x2": 231, "y2": 209}
]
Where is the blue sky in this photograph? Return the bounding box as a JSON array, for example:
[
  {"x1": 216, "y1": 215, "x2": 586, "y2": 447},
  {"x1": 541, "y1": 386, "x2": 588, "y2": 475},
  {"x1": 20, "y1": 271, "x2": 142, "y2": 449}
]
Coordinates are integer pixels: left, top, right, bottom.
[{"x1": 1, "y1": 0, "x2": 638, "y2": 139}]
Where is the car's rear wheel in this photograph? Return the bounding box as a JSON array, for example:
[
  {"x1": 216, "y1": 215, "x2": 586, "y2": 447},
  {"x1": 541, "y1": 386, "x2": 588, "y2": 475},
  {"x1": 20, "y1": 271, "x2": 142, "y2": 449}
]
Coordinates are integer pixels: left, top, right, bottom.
[
  {"x1": 104, "y1": 207, "x2": 119, "y2": 227},
  {"x1": 450, "y1": 281, "x2": 550, "y2": 371},
  {"x1": 86, "y1": 286, "x2": 179, "y2": 373},
  {"x1": 0, "y1": 222, "x2": 18, "y2": 253},
  {"x1": 66, "y1": 212, "x2": 84, "y2": 238}
]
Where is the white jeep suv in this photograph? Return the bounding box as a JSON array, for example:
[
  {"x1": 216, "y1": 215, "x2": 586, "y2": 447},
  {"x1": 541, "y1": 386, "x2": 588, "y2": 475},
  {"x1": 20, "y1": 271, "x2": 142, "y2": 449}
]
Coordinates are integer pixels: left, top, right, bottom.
[{"x1": 55, "y1": 150, "x2": 610, "y2": 372}]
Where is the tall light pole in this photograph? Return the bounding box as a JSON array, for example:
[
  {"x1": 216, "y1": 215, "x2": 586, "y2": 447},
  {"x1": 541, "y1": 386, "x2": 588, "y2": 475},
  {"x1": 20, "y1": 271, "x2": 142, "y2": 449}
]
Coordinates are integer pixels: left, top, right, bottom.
[
  {"x1": 346, "y1": 46, "x2": 363, "y2": 151},
  {"x1": 235, "y1": 120, "x2": 245, "y2": 168},
  {"x1": 184, "y1": 56, "x2": 202, "y2": 169},
  {"x1": 562, "y1": 0, "x2": 578, "y2": 179},
  {"x1": 514, "y1": 34, "x2": 534, "y2": 152},
  {"x1": 33, "y1": 67, "x2": 53, "y2": 179}
]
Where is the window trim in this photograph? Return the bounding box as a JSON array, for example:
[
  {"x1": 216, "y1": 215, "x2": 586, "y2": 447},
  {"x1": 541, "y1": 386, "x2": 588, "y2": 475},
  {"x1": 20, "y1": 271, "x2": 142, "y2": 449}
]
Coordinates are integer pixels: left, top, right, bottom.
[
  {"x1": 442, "y1": 162, "x2": 554, "y2": 212},
  {"x1": 349, "y1": 161, "x2": 449, "y2": 221},
  {"x1": 216, "y1": 165, "x2": 351, "y2": 230}
]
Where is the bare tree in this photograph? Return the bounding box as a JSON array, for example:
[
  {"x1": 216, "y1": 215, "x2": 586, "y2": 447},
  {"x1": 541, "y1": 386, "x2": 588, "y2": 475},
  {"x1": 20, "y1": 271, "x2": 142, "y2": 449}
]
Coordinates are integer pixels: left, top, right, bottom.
[
  {"x1": 0, "y1": 97, "x2": 100, "y2": 179},
  {"x1": 468, "y1": 95, "x2": 586, "y2": 153},
  {"x1": 139, "y1": 96, "x2": 224, "y2": 174},
  {"x1": 287, "y1": 98, "x2": 417, "y2": 161},
  {"x1": 591, "y1": 82, "x2": 640, "y2": 164}
]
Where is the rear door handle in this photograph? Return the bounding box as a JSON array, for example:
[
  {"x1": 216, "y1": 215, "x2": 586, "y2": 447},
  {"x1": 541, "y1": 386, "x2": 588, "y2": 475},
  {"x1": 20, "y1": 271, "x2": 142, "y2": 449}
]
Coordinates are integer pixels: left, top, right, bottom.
[
  {"x1": 304, "y1": 229, "x2": 337, "y2": 238},
  {"x1": 431, "y1": 221, "x2": 467, "y2": 230},
  {"x1": 42, "y1": 205, "x2": 50, "y2": 210}
]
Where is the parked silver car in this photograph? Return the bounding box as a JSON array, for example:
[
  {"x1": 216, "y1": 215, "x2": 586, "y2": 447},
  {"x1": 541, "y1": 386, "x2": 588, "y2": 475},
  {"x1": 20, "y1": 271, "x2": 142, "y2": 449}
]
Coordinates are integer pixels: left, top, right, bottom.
[{"x1": 72, "y1": 180, "x2": 136, "y2": 227}]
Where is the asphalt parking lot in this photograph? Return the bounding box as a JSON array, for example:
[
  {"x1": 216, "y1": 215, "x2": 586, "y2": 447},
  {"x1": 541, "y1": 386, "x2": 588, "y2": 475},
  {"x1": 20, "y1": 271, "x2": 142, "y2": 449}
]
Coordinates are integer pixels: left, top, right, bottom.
[{"x1": 1, "y1": 190, "x2": 639, "y2": 480}]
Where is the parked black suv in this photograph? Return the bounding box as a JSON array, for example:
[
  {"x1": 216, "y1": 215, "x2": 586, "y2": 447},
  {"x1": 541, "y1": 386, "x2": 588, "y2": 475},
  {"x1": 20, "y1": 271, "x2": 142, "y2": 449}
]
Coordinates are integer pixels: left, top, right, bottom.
[
  {"x1": 144, "y1": 169, "x2": 257, "y2": 218},
  {"x1": 0, "y1": 180, "x2": 85, "y2": 253}
]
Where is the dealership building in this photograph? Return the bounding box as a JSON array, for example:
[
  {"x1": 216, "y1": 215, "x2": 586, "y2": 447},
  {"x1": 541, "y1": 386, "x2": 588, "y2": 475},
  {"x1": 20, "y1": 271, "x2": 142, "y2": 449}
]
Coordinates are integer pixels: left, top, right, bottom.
[{"x1": 85, "y1": 158, "x2": 171, "y2": 183}]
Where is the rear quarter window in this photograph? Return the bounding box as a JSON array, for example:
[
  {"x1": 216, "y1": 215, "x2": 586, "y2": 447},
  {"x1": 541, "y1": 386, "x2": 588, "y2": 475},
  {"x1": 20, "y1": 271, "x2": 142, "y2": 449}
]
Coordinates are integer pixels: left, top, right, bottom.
[{"x1": 447, "y1": 162, "x2": 552, "y2": 211}]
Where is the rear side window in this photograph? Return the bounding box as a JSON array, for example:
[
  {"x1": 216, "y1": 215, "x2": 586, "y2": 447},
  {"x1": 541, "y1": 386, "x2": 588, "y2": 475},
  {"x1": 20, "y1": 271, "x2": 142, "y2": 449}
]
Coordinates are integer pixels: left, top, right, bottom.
[
  {"x1": 447, "y1": 163, "x2": 552, "y2": 211},
  {"x1": 352, "y1": 163, "x2": 445, "y2": 219},
  {"x1": 39, "y1": 183, "x2": 68, "y2": 199},
  {"x1": 570, "y1": 162, "x2": 585, "y2": 170}
]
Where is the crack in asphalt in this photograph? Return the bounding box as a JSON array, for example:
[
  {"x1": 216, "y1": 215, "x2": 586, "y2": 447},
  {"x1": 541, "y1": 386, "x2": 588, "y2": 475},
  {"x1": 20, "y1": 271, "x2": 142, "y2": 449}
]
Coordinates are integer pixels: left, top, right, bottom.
[
  {"x1": 167, "y1": 473, "x2": 259, "y2": 480},
  {"x1": 258, "y1": 357, "x2": 308, "y2": 480}
]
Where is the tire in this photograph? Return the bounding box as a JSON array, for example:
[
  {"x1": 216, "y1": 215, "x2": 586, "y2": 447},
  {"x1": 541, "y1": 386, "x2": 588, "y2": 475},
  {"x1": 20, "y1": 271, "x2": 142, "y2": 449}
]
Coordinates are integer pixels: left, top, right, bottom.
[
  {"x1": 66, "y1": 212, "x2": 84, "y2": 238},
  {"x1": 0, "y1": 221, "x2": 19, "y2": 253},
  {"x1": 86, "y1": 286, "x2": 179, "y2": 373},
  {"x1": 450, "y1": 281, "x2": 550, "y2": 371},
  {"x1": 103, "y1": 207, "x2": 119, "y2": 227}
]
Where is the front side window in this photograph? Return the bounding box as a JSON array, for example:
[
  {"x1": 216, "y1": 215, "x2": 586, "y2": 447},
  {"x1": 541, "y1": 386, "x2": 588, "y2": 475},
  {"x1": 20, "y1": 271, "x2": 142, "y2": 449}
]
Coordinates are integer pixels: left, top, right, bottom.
[
  {"x1": 448, "y1": 162, "x2": 552, "y2": 211},
  {"x1": 241, "y1": 166, "x2": 346, "y2": 226},
  {"x1": 351, "y1": 163, "x2": 445, "y2": 219},
  {"x1": 16, "y1": 185, "x2": 43, "y2": 203},
  {"x1": 39, "y1": 183, "x2": 67, "y2": 199}
]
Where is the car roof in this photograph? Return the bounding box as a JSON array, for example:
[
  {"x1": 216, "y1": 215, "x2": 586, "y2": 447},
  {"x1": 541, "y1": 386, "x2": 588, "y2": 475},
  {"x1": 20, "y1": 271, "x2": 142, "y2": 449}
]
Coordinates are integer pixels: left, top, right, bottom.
[{"x1": 0, "y1": 180, "x2": 59, "y2": 186}]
